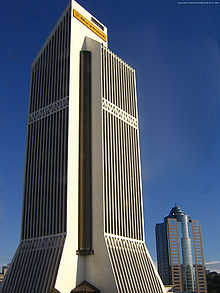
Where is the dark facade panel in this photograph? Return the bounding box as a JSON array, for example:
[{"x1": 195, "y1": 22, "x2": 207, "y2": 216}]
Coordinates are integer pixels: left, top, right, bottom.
[
  {"x1": 77, "y1": 51, "x2": 93, "y2": 255},
  {"x1": 155, "y1": 223, "x2": 170, "y2": 285}
]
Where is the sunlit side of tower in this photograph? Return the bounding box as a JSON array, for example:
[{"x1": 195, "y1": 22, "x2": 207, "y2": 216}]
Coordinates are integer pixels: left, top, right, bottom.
[
  {"x1": 0, "y1": 1, "x2": 166, "y2": 293},
  {"x1": 155, "y1": 205, "x2": 207, "y2": 293}
]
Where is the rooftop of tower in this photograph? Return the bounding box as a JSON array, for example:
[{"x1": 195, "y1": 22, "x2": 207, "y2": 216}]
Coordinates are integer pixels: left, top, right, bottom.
[
  {"x1": 164, "y1": 204, "x2": 191, "y2": 222},
  {"x1": 168, "y1": 204, "x2": 185, "y2": 217}
]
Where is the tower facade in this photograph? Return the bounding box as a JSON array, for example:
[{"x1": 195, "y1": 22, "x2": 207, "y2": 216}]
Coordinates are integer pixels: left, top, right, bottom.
[
  {"x1": 0, "y1": 1, "x2": 166, "y2": 293},
  {"x1": 155, "y1": 205, "x2": 207, "y2": 293}
]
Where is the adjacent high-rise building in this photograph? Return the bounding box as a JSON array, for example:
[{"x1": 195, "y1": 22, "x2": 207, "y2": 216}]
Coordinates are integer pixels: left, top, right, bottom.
[
  {"x1": 155, "y1": 205, "x2": 207, "y2": 293},
  {"x1": 0, "y1": 1, "x2": 166, "y2": 293}
]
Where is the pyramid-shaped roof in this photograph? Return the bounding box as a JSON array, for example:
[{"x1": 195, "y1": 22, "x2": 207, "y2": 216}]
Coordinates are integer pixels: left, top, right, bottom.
[
  {"x1": 49, "y1": 289, "x2": 61, "y2": 293},
  {"x1": 164, "y1": 204, "x2": 191, "y2": 222},
  {"x1": 71, "y1": 280, "x2": 100, "y2": 293},
  {"x1": 168, "y1": 204, "x2": 185, "y2": 218}
]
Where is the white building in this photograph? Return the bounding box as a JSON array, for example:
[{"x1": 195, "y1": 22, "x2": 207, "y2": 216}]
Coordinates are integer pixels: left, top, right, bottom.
[{"x1": 0, "y1": 1, "x2": 166, "y2": 293}]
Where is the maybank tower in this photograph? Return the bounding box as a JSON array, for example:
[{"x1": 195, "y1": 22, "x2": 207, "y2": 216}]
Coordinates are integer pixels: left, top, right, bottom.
[{"x1": 0, "y1": 2, "x2": 166, "y2": 293}]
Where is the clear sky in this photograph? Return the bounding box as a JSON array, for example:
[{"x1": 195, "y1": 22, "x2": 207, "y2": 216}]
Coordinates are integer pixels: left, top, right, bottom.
[{"x1": 0, "y1": 0, "x2": 220, "y2": 273}]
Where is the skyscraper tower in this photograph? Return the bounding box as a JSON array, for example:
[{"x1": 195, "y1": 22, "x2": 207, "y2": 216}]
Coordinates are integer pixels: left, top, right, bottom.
[
  {"x1": 0, "y1": 1, "x2": 166, "y2": 293},
  {"x1": 155, "y1": 205, "x2": 207, "y2": 293}
]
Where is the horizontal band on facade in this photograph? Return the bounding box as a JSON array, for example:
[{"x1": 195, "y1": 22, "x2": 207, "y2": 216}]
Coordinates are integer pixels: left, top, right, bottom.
[
  {"x1": 102, "y1": 98, "x2": 138, "y2": 129},
  {"x1": 28, "y1": 96, "x2": 69, "y2": 124},
  {"x1": 21, "y1": 232, "x2": 66, "y2": 242},
  {"x1": 20, "y1": 234, "x2": 66, "y2": 251},
  {"x1": 105, "y1": 233, "x2": 144, "y2": 244}
]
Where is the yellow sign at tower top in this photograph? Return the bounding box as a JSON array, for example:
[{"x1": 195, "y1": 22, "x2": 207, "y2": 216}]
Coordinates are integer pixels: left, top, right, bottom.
[{"x1": 73, "y1": 9, "x2": 107, "y2": 42}]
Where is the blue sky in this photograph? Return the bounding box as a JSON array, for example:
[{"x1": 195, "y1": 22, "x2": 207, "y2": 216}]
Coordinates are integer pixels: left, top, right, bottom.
[{"x1": 0, "y1": 0, "x2": 220, "y2": 272}]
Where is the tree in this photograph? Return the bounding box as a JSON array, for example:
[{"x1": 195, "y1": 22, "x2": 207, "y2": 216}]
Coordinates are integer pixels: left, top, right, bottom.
[{"x1": 206, "y1": 271, "x2": 220, "y2": 293}]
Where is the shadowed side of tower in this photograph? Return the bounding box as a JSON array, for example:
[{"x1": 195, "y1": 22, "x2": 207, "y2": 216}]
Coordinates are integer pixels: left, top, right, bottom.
[{"x1": 0, "y1": 4, "x2": 71, "y2": 292}]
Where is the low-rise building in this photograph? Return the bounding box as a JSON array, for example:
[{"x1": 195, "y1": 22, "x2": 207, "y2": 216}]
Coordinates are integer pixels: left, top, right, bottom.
[{"x1": 0, "y1": 265, "x2": 9, "y2": 283}]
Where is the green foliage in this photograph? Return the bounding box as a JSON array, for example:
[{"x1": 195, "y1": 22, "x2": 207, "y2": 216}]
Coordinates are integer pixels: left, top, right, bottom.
[{"x1": 206, "y1": 272, "x2": 220, "y2": 293}]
